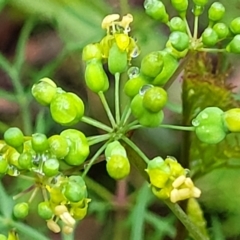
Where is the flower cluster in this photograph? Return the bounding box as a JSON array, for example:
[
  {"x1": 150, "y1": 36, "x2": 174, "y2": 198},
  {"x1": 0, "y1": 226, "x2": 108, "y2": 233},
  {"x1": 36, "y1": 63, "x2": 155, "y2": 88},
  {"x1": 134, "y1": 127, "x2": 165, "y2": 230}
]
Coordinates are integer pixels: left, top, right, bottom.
[{"x1": 146, "y1": 156, "x2": 201, "y2": 203}]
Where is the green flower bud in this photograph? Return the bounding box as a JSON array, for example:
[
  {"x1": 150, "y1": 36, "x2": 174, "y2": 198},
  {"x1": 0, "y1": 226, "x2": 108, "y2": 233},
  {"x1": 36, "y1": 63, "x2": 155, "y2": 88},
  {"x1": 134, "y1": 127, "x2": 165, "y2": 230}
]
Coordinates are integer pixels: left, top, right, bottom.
[
  {"x1": 165, "y1": 41, "x2": 188, "y2": 59},
  {"x1": 152, "y1": 50, "x2": 178, "y2": 86},
  {"x1": 38, "y1": 202, "x2": 54, "y2": 220},
  {"x1": 230, "y1": 17, "x2": 240, "y2": 35},
  {"x1": 0, "y1": 156, "x2": 8, "y2": 174},
  {"x1": 63, "y1": 181, "x2": 86, "y2": 202},
  {"x1": 60, "y1": 129, "x2": 89, "y2": 166},
  {"x1": 213, "y1": 22, "x2": 229, "y2": 39},
  {"x1": 31, "y1": 133, "x2": 49, "y2": 153},
  {"x1": 31, "y1": 78, "x2": 57, "y2": 106},
  {"x1": 124, "y1": 74, "x2": 149, "y2": 98},
  {"x1": 0, "y1": 234, "x2": 7, "y2": 240},
  {"x1": 146, "y1": 156, "x2": 170, "y2": 188},
  {"x1": 144, "y1": 0, "x2": 169, "y2": 23},
  {"x1": 105, "y1": 141, "x2": 127, "y2": 159},
  {"x1": 169, "y1": 31, "x2": 190, "y2": 51},
  {"x1": 169, "y1": 17, "x2": 186, "y2": 32},
  {"x1": 138, "y1": 110, "x2": 164, "y2": 127},
  {"x1": 18, "y1": 152, "x2": 33, "y2": 169},
  {"x1": 13, "y1": 202, "x2": 29, "y2": 219},
  {"x1": 208, "y1": 2, "x2": 225, "y2": 22},
  {"x1": 193, "y1": 0, "x2": 208, "y2": 6},
  {"x1": 192, "y1": 107, "x2": 227, "y2": 144},
  {"x1": 48, "y1": 135, "x2": 69, "y2": 159},
  {"x1": 108, "y1": 42, "x2": 128, "y2": 74},
  {"x1": 226, "y1": 35, "x2": 240, "y2": 53},
  {"x1": 43, "y1": 158, "x2": 60, "y2": 177},
  {"x1": 223, "y1": 108, "x2": 240, "y2": 132},
  {"x1": 171, "y1": 0, "x2": 188, "y2": 13},
  {"x1": 140, "y1": 51, "x2": 164, "y2": 78},
  {"x1": 201, "y1": 27, "x2": 218, "y2": 46},
  {"x1": 50, "y1": 92, "x2": 84, "y2": 126},
  {"x1": 106, "y1": 155, "x2": 130, "y2": 180},
  {"x1": 82, "y1": 43, "x2": 102, "y2": 62},
  {"x1": 143, "y1": 86, "x2": 168, "y2": 112},
  {"x1": 4, "y1": 127, "x2": 24, "y2": 149},
  {"x1": 85, "y1": 59, "x2": 109, "y2": 93}
]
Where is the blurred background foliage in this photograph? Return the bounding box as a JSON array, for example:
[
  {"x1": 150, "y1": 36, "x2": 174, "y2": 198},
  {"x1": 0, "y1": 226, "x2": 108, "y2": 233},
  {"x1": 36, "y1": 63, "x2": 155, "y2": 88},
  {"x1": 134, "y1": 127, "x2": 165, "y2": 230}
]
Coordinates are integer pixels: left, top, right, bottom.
[{"x1": 0, "y1": 0, "x2": 240, "y2": 239}]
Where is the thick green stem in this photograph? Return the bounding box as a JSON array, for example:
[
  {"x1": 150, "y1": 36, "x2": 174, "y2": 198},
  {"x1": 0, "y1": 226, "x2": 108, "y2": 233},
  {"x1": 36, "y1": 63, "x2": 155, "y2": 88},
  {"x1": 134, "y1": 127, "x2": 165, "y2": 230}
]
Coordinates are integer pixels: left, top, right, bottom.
[
  {"x1": 98, "y1": 91, "x2": 116, "y2": 128},
  {"x1": 81, "y1": 116, "x2": 113, "y2": 132},
  {"x1": 122, "y1": 136, "x2": 150, "y2": 164},
  {"x1": 115, "y1": 73, "x2": 121, "y2": 124},
  {"x1": 164, "y1": 201, "x2": 208, "y2": 240}
]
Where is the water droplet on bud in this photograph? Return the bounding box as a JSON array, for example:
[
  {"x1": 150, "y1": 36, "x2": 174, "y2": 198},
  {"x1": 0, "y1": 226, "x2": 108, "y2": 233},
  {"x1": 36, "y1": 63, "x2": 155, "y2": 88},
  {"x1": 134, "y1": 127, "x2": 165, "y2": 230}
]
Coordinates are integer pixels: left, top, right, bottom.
[
  {"x1": 192, "y1": 119, "x2": 199, "y2": 127},
  {"x1": 139, "y1": 84, "x2": 153, "y2": 95},
  {"x1": 127, "y1": 67, "x2": 140, "y2": 79}
]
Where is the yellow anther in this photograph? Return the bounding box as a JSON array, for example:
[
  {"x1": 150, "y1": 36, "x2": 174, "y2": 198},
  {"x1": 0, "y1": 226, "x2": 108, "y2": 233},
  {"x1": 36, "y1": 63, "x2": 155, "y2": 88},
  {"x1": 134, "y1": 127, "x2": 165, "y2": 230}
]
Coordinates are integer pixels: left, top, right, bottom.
[
  {"x1": 63, "y1": 225, "x2": 74, "y2": 235},
  {"x1": 60, "y1": 211, "x2": 76, "y2": 227},
  {"x1": 184, "y1": 177, "x2": 194, "y2": 188},
  {"x1": 192, "y1": 187, "x2": 201, "y2": 198},
  {"x1": 54, "y1": 205, "x2": 68, "y2": 215},
  {"x1": 47, "y1": 219, "x2": 61, "y2": 233},
  {"x1": 172, "y1": 175, "x2": 186, "y2": 188},
  {"x1": 101, "y1": 14, "x2": 120, "y2": 31}
]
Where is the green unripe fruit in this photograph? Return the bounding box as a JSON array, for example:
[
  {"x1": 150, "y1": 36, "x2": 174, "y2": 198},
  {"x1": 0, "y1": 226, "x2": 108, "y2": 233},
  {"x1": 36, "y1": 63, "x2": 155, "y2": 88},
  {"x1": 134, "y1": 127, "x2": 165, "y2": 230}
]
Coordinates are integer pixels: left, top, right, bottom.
[
  {"x1": 31, "y1": 78, "x2": 57, "y2": 106},
  {"x1": 43, "y1": 158, "x2": 59, "y2": 177},
  {"x1": 0, "y1": 156, "x2": 8, "y2": 174},
  {"x1": 50, "y1": 92, "x2": 84, "y2": 126},
  {"x1": 38, "y1": 202, "x2": 53, "y2": 220},
  {"x1": 192, "y1": 107, "x2": 227, "y2": 144},
  {"x1": 13, "y1": 202, "x2": 29, "y2": 219},
  {"x1": 85, "y1": 59, "x2": 109, "y2": 93},
  {"x1": 153, "y1": 51, "x2": 178, "y2": 85},
  {"x1": 105, "y1": 141, "x2": 127, "y2": 159},
  {"x1": 169, "y1": 17, "x2": 186, "y2": 32},
  {"x1": 171, "y1": 0, "x2": 188, "y2": 13},
  {"x1": 4, "y1": 127, "x2": 24, "y2": 149},
  {"x1": 31, "y1": 133, "x2": 49, "y2": 153},
  {"x1": 0, "y1": 235, "x2": 7, "y2": 240},
  {"x1": 63, "y1": 181, "x2": 86, "y2": 202},
  {"x1": 143, "y1": 86, "x2": 168, "y2": 112},
  {"x1": 201, "y1": 28, "x2": 218, "y2": 46},
  {"x1": 193, "y1": 0, "x2": 208, "y2": 6},
  {"x1": 124, "y1": 74, "x2": 149, "y2": 98},
  {"x1": 146, "y1": 156, "x2": 170, "y2": 188},
  {"x1": 223, "y1": 108, "x2": 240, "y2": 132},
  {"x1": 18, "y1": 152, "x2": 33, "y2": 169},
  {"x1": 230, "y1": 17, "x2": 240, "y2": 34},
  {"x1": 60, "y1": 129, "x2": 89, "y2": 166},
  {"x1": 140, "y1": 51, "x2": 164, "y2": 78},
  {"x1": 138, "y1": 110, "x2": 164, "y2": 127},
  {"x1": 108, "y1": 42, "x2": 128, "y2": 74},
  {"x1": 144, "y1": 0, "x2": 169, "y2": 23},
  {"x1": 226, "y1": 35, "x2": 240, "y2": 53},
  {"x1": 82, "y1": 43, "x2": 102, "y2": 62},
  {"x1": 208, "y1": 2, "x2": 225, "y2": 22},
  {"x1": 48, "y1": 135, "x2": 69, "y2": 159},
  {"x1": 213, "y1": 22, "x2": 229, "y2": 39},
  {"x1": 169, "y1": 31, "x2": 189, "y2": 51},
  {"x1": 130, "y1": 93, "x2": 145, "y2": 119},
  {"x1": 106, "y1": 155, "x2": 130, "y2": 180}
]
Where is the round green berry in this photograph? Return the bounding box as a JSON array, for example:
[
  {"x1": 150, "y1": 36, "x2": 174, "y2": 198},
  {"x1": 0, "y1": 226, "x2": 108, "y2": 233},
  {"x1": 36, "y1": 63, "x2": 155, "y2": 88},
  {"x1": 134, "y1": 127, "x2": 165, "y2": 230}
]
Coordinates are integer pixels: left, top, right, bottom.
[
  {"x1": 144, "y1": 0, "x2": 169, "y2": 23},
  {"x1": 105, "y1": 141, "x2": 127, "y2": 159},
  {"x1": 4, "y1": 127, "x2": 24, "y2": 149},
  {"x1": 106, "y1": 155, "x2": 130, "y2": 180},
  {"x1": 201, "y1": 28, "x2": 218, "y2": 46},
  {"x1": 18, "y1": 152, "x2": 33, "y2": 169},
  {"x1": 85, "y1": 59, "x2": 109, "y2": 93},
  {"x1": 169, "y1": 31, "x2": 189, "y2": 51},
  {"x1": 43, "y1": 158, "x2": 59, "y2": 177},
  {"x1": 230, "y1": 17, "x2": 240, "y2": 34},
  {"x1": 213, "y1": 22, "x2": 229, "y2": 39},
  {"x1": 143, "y1": 86, "x2": 168, "y2": 112},
  {"x1": 13, "y1": 202, "x2": 29, "y2": 219},
  {"x1": 31, "y1": 133, "x2": 49, "y2": 153},
  {"x1": 48, "y1": 135, "x2": 69, "y2": 159},
  {"x1": 82, "y1": 43, "x2": 102, "y2": 62},
  {"x1": 171, "y1": 0, "x2": 188, "y2": 13},
  {"x1": 31, "y1": 78, "x2": 57, "y2": 106},
  {"x1": 208, "y1": 2, "x2": 225, "y2": 22},
  {"x1": 169, "y1": 17, "x2": 186, "y2": 32},
  {"x1": 140, "y1": 51, "x2": 164, "y2": 78},
  {"x1": 38, "y1": 202, "x2": 53, "y2": 220},
  {"x1": 226, "y1": 35, "x2": 240, "y2": 53},
  {"x1": 63, "y1": 181, "x2": 86, "y2": 202}
]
